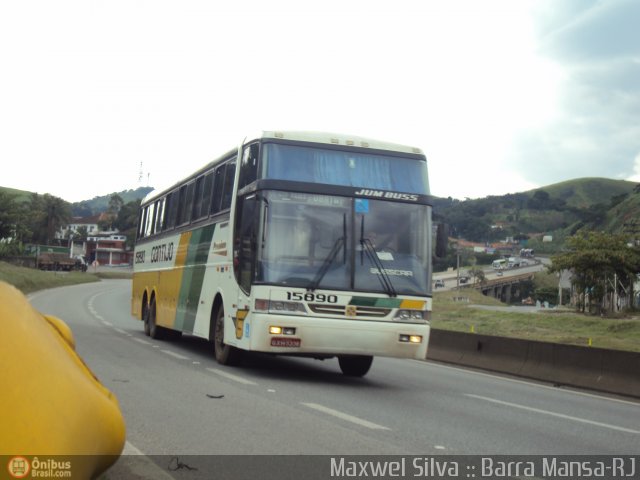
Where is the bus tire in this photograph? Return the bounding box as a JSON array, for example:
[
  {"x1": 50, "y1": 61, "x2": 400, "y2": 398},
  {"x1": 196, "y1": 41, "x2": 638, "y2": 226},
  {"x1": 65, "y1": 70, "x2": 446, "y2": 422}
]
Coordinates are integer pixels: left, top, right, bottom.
[
  {"x1": 338, "y1": 355, "x2": 373, "y2": 377},
  {"x1": 213, "y1": 307, "x2": 242, "y2": 366},
  {"x1": 147, "y1": 298, "x2": 166, "y2": 340},
  {"x1": 143, "y1": 301, "x2": 150, "y2": 336}
]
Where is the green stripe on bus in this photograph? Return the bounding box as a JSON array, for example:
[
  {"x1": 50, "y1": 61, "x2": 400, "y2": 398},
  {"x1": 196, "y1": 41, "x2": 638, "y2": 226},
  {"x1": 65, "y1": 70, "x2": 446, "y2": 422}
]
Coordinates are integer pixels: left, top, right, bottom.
[
  {"x1": 175, "y1": 224, "x2": 216, "y2": 332},
  {"x1": 349, "y1": 296, "x2": 402, "y2": 308}
]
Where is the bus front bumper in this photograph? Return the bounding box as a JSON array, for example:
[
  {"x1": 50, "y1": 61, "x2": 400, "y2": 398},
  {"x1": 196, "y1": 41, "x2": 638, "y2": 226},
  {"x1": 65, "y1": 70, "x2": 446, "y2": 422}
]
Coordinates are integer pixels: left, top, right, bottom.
[{"x1": 247, "y1": 313, "x2": 430, "y2": 359}]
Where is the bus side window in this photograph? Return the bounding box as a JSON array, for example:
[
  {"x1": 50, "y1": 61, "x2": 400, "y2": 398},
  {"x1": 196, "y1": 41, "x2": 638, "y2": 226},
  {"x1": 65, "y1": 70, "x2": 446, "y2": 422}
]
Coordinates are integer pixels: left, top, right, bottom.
[
  {"x1": 182, "y1": 182, "x2": 195, "y2": 224},
  {"x1": 137, "y1": 208, "x2": 147, "y2": 240},
  {"x1": 211, "y1": 164, "x2": 226, "y2": 215},
  {"x1": 165, "y1": 191, "x2": 178, "y2": 230},
  {"x1": 200, "y1": 172, "x2": 213, "y2": 218},
  {"x1": 221, "y1": 161, "x2": 236, "y2": 210},
  {"x1": 192, "y1": 176, "x2": 204, "y2": 220},
  {"x1": 154, "y1": 198, "x2": 165, "y2": 234},
  {"x1": 239, "y1": 143, "x2": 259, "y2": 190},
  {"x1": 176, "y1": 185, "x2": 188, "y2": 225},
  {"x1": 144, "y1": 203, "x2": 156, "y2": 237},
  {"x1": 234, "y1": 194, "x2": 258, "y2": 293}
]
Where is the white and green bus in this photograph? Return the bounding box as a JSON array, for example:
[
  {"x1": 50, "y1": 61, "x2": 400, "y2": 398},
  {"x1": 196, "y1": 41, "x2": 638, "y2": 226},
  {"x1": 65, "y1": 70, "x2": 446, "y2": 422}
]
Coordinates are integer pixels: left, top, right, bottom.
[{"x1": 132, "y1": 131, "x2": 433, "y2": 376}]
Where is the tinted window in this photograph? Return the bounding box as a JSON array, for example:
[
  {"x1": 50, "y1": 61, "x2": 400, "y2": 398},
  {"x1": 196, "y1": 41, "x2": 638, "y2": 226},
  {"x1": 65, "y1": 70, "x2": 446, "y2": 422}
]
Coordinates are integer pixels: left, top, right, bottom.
[
  {"x1": 221, "y1": 161, "x2": 236, "y2": 210},
  {"x1": 264, "y1": 143, "x2": 429, "y2": 195},
  {"x1": 192, "y1": 176, "x2": 205, "y2": 220},
  {"x1": 200, "y1": 172, "x2": 214, "y2": 217},
  {"x1": 211, "y1": 164, "x2": 226, "y2": 215},
  {"x1": 239, "y1": 143, "x2": 259, "y2": 190}
]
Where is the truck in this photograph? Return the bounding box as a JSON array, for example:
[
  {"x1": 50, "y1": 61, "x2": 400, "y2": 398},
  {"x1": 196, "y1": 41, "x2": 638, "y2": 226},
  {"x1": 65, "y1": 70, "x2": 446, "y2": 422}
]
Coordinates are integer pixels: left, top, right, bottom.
[
  {"x1": 507, "y1": 257, "x2": 520, "y2": 268},
  {"x1": 37, "y1": 253, "x2": 87, "y2": 272}
]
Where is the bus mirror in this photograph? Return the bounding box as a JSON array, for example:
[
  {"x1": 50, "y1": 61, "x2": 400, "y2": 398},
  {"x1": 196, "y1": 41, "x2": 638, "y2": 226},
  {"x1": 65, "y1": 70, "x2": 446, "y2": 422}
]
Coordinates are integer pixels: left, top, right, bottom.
[{"x1": 435, "y1": 223, "x2": 449, "y2": 258}]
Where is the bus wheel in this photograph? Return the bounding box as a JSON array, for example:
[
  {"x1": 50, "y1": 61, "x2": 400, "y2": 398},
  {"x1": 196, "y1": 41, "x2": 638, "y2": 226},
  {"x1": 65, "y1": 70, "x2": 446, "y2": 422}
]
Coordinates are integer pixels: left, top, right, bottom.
[
  {"x1": 147, "y1": 298, "x2": 165, "y2": 340},
  {"x1": 143, "y1": 303, "x2": 150, "y2": 336},
  {"x1": 213, "y1": 307, "x2": 242, "y2": 366},
  {"x1": 338, "y1": 355, "x2": 373, "y2": 377}
]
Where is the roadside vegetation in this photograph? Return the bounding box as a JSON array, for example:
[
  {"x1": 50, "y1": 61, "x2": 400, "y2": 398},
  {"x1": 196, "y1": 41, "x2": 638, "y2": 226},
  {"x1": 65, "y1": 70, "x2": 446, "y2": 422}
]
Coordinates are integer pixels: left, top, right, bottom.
[
  {"x1": 0, "y1": 261, "x2": 130, "y2": 294},
  {"x1": 432, "y1": 288, "x2": 640, "y2": 353}
]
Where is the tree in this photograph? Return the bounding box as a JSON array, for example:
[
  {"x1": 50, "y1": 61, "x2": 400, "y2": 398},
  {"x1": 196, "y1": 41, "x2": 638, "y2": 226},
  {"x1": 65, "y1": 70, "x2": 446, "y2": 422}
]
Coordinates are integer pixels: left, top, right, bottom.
[
  {"x1": 115, "y1": 199, "x2": 142, "y2": 248},
  {"x1": 26, "y1": 194, "x2": 71, "y2": 245},
  {"x1": 0, "y1": 192, "x2": 21, "y2": 239},
  {"x1": 108, "y1": 194, "x2": 124, "y2": 215},
  {"x1": 549, "y1": 232, "x2": 640, "y2": 313}
]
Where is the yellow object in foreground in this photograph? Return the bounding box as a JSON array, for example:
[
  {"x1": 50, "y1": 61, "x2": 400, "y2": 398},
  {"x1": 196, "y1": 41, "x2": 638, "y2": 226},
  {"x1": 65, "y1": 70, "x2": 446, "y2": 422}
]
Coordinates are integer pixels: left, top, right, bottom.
[{"x1": 0, "y1": 281, "x2": 125, "y2": 478}]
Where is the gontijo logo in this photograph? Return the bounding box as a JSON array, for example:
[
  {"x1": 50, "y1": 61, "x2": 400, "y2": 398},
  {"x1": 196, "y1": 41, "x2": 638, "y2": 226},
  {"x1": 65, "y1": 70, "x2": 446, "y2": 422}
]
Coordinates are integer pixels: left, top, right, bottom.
[{"x1": 7, "y1": 456, "x2": 30, "y2": 478}]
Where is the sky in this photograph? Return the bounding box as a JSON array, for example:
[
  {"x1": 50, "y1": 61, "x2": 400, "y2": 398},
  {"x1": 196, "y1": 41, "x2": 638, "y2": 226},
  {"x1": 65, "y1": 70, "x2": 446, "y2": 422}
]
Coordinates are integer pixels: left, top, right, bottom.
[{"x1": 1, "y1": 0, "x2": 639, "y2": 203}]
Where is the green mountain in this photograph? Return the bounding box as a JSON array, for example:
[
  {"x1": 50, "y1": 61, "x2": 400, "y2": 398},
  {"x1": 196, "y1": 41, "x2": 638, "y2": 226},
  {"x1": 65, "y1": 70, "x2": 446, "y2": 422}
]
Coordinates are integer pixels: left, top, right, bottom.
[
  {"x1": 0, "y1": 185, "x2": 153, "y2": 216},
  {"x1": 70, "y1": 187, "x2": 153, "y2": 216},
  {"x1": 433, "y1": 177, "x2": 640, "y2": 250}
]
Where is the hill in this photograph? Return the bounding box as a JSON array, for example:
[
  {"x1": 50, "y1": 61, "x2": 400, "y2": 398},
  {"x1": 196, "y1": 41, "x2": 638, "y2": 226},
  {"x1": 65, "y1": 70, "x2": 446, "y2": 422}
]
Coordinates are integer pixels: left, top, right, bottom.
[
  {"x1": 529, "y1": 177, "x2": 636, "y2": 209},
  {"x1": 70, "y1": 187, "x2": 153, "y2": 216},
  {"x1": 433, "y1": 177, "x2": 640, "y2": 250}
]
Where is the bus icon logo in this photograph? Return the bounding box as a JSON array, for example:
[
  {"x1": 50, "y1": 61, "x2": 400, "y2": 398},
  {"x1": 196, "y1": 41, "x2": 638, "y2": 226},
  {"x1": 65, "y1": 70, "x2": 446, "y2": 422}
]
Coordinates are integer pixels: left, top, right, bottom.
[{"x1": 8, "y1": 456, "x2": 30, "y2": 478}]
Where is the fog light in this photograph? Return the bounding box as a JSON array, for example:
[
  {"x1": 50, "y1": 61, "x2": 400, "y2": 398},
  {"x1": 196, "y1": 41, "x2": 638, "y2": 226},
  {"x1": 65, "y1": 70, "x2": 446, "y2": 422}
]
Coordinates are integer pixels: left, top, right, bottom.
[
  {"x1": 269, "y1": 326, "x2": 282, "y2": 335},
  {"x1": 399, "y1": 334, "x2": 423, "y2": 343},
  {"x1": 283, "y1": 327, "x2": 296, "y2": 335}
]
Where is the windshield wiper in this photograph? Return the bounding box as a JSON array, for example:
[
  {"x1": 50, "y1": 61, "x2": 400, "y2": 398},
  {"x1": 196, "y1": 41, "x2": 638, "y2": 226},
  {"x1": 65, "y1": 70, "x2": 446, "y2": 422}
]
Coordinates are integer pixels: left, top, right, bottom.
[
  {"x1": 307, "y1": 236, "x2": 345, "y2": 292},
  {"x1": 360, "y1": 238, "x2": 397, "y2": 297}
]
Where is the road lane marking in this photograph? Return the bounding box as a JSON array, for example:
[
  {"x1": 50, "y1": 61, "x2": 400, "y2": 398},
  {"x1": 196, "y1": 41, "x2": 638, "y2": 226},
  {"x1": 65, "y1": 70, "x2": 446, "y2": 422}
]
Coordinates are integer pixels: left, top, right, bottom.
[
  {"x1": 118, "y1": 442, "x2": 175, "y2": 479},
  {"x1": 161, "y1": 350, "x2": 189, "y2": 361},
  {"x1": 302, "y1": 402, "x2": 390, "y2": 430},
  {"x1": 466, "y1": 394, "x2": 640, "y2": 434},
  {"x1": 114, "y1": 328, "x2": 128, "y2": 335},
  {"x1": 206, "y1": 367, "x2": 257, "y2": 385},
  {"x1": 421, "y1": 361, "x2": 640, "y2": 407},
  {"x1": 134, "y1": 338, "x2": 152, "y2": 345}
]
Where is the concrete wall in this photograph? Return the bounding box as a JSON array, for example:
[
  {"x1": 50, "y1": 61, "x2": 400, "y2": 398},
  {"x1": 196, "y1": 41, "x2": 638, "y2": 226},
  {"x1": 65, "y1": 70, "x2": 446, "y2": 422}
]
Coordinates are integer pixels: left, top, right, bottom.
[{"x1": 428, "y1": 329, "x2": 640, "y2": 398}]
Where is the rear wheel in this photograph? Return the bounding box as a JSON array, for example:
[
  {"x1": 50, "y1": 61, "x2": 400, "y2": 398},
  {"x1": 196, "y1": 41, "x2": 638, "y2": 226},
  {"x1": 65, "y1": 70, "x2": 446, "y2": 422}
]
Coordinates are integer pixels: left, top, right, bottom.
[
  {"x1": 143, "y1": 302, "x2": 150, "y2": 336},
  {"x1": 338, "y1": 355, "x2": 373, "y2": 377},
  {"x1": 147, "y1": 298, "x2": 166, "y2": 340},
  {"x1": 213, "y1": 307, "x2": 242, "y2": 366}
]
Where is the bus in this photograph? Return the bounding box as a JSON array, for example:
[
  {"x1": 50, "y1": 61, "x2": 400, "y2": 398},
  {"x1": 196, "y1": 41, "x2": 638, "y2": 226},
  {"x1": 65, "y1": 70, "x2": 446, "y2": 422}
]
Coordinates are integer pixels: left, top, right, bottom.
[
  {"x1": 492, "y1": 259, "x2": 507, "y2": 270},
  {"x1": 131, "y1": 131, "x2": 433, "y2": 377}
]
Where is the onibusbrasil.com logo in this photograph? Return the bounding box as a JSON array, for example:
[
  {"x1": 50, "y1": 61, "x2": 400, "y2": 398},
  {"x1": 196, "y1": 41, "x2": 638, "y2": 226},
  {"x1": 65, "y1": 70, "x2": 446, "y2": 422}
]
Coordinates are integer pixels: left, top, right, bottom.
[{"x1": 7, "y1": 457, "x2": 72, "y2": 478}]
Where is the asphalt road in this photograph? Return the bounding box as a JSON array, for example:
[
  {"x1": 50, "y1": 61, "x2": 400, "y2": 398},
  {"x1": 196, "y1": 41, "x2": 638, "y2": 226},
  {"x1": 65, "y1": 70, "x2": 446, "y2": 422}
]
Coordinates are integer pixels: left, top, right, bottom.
[{"x1": 28, "y1": 280, "x2": 640, "y2": 477}]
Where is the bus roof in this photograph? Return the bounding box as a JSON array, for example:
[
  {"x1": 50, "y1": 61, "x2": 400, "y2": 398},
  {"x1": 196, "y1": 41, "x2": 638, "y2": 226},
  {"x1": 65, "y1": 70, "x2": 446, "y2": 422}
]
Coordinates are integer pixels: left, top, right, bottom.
[
  {"x1": 142, "y1": 130, "x2": 425, "y2": 205},
  {"x1": 256, "y1": 131, "x2": 424, "y2": 155}
]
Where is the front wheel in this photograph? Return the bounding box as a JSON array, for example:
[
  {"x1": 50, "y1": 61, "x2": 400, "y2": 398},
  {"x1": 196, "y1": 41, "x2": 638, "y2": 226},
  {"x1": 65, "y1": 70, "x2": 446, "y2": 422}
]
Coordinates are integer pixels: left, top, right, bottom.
[
  {"x1": 213, "y1": 307, "x2": 242, "y2": 366},
  {"x1": 338, "y1": 355, "x2": 373, "y2": 377}
]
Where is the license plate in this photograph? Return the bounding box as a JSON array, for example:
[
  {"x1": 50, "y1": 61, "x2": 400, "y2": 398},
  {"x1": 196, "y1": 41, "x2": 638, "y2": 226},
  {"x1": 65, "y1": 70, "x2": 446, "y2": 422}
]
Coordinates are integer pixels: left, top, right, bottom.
[{"x1": 270, "y1": 337, "x2": 301, "y2": 347}]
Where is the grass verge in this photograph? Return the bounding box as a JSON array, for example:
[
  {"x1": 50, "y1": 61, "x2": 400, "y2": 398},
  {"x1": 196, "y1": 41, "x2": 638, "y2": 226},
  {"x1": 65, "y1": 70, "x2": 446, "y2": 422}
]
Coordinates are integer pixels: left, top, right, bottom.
[
  {"x1": 0, "y1": 261, "x2": 101, "y2": 294},
  {"x1": 432, "y1": 289, "x2": 640, "y2": 352}
]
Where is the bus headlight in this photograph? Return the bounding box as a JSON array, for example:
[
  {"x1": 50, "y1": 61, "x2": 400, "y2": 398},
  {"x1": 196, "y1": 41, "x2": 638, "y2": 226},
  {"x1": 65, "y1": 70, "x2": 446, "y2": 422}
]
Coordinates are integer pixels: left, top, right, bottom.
[{"x1": 394, "y1": 309, "x2": 427, "y2": 323}]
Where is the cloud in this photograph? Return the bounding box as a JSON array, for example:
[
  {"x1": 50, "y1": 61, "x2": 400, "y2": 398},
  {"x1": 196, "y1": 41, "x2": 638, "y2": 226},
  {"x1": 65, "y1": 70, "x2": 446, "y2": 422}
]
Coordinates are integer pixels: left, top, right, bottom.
[{"x1": 510, "y1": 0, "x2": 640, "y2": 186}]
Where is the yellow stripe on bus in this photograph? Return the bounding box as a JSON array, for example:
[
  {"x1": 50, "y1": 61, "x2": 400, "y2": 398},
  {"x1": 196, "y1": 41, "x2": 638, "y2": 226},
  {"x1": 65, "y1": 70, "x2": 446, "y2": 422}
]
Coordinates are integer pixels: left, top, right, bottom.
[{"x1": 156, "y1": 231, "x2": 192, "y2": 329}]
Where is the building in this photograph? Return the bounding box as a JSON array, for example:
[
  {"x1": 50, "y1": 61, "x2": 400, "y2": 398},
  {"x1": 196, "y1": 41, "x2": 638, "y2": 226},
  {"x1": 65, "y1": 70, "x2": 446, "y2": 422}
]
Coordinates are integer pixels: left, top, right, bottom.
[
  {"x1": 86, "y1": 234, "x2": 131, "y2": 266},
  {"x1": 58, "y1": 213, "x2": 132, "y2": 266}
]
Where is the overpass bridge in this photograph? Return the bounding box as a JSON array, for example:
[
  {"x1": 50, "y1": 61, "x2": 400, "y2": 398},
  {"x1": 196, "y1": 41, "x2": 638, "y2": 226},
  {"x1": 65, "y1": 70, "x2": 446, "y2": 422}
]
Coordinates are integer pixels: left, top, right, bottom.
[
  {"x1": 470, "y1": 272, "x2": 535, "y2": 303},
  {"x1": 464, "y1": 272, "x2": 536, "y2": 303}
]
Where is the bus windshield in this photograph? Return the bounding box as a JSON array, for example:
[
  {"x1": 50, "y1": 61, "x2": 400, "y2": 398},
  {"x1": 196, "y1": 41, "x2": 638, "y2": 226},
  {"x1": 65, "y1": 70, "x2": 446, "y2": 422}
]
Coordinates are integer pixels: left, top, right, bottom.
[
  {"x1": 256, "y1": 191, "x2": 430, "y2": 296},
  {"x1": 262, "y1": 143, "x2": 429, "y2": 195}
]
